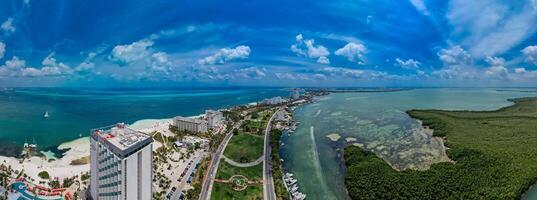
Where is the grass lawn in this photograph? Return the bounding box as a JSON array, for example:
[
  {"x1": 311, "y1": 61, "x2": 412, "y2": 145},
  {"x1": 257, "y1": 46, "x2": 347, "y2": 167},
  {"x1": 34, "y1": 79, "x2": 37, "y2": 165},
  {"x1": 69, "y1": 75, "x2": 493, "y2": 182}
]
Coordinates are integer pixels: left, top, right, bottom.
[
  {"x1": 344, "y1": 97, "x2": 537, "y2": 199},
  {"x1": 211, "y1": 182, "x2": 263, "y2": 200},
  {"x1": 223, "y1": 132, "x2": 264, "y2": 163},
  {"x1": 216, "y1": 160, "x2": 262, "y2": 181}
]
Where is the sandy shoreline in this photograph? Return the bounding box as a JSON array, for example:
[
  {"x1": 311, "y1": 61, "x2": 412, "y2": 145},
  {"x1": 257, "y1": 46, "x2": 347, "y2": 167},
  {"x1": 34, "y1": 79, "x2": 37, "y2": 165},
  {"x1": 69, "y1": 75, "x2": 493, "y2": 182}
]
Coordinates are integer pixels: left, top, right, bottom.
[
  {"x1": 0, "y1": 137, "x2": 90, "y2": 182},
  {"x1": 0, "y1": 97, "x2": 259, "y2": 184},
  {"x1": 0, "y1": 117, "x2": 185, "y2": 182}
]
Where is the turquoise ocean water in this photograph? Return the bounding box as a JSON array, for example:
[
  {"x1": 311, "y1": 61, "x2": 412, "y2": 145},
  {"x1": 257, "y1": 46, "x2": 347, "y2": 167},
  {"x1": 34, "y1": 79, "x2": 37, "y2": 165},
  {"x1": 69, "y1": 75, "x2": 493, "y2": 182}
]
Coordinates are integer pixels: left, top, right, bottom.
[
  {"x1": 0, "y1": 87, "x2": 287, "y2": 157},
  {"x1": 281, "y1": 88, "x2": 537, "y2": 200}
]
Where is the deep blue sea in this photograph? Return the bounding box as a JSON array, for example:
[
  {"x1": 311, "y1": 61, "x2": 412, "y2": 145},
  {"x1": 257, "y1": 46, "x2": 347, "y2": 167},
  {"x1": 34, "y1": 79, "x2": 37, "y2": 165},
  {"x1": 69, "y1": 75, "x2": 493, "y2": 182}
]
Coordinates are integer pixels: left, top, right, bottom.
[{"x1": 0, "y1": 87, "x2": 287, "y2": 157}]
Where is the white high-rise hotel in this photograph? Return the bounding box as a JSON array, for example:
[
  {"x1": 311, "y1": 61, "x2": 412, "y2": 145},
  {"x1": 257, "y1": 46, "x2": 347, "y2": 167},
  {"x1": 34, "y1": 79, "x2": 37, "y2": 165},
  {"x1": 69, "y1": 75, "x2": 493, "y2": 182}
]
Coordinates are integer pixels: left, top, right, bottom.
[{"x1": 89, "y1": 123, "x2": 153, "y2": 200}]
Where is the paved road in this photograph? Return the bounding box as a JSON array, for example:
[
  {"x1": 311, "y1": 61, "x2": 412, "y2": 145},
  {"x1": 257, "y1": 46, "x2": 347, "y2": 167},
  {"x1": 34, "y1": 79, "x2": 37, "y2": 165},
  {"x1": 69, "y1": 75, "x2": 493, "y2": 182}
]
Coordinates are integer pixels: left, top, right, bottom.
[
  {"x1": 263, "y1": 109, "x2": 280, "y2": 200},
  {"x1": 221, "y1": 155, "x2": 264, "y2": 168},
  {"x1": 199, "y1": 121, "x2": 243, "y2": 200}
]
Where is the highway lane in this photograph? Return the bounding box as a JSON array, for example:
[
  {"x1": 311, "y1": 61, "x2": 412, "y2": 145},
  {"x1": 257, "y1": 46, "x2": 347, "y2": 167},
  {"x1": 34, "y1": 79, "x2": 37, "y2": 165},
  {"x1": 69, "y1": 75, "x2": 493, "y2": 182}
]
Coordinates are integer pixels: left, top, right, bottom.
[
  {"x1": 199, "y1": 121, "x2": 243, "y2": 200},
  {"x1": 263, "y1": 108, "x2": 280, "y2": 200}
]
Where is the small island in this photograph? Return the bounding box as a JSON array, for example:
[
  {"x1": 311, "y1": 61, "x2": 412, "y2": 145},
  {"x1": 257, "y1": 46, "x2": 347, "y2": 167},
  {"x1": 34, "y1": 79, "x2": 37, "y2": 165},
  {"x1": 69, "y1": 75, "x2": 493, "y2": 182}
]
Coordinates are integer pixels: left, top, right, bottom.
[{"x1": 343, "y1": 97, "x2": 537, "y2": 199}]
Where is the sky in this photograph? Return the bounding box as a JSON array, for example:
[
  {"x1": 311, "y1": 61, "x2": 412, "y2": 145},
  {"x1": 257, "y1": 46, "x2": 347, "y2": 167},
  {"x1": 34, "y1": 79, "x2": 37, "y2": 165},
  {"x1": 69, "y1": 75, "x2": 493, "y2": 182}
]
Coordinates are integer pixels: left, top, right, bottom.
[{"x1": 0, "y1": 0, "x2": 537, "y2": 87}]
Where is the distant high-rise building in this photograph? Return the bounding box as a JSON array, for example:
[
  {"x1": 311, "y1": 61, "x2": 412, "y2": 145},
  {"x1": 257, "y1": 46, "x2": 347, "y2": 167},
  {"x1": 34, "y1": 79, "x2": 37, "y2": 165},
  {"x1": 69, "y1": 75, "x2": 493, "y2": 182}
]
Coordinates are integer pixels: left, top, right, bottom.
[
  {"x1": 290, "y1": 90, "x2": 300, "y2": 100},
  {"x1": 173, "y1": 116, "x2": 208, "y2": 132},
  {"x1": 89, "y1": 123, "x2": 153, "y2": 200},
  {"x1": 261, "y1": 96, "x2": 287, "y2": 105},
  {"x1": 205, "y1": 110, "x2": 223, "y2": 129}
]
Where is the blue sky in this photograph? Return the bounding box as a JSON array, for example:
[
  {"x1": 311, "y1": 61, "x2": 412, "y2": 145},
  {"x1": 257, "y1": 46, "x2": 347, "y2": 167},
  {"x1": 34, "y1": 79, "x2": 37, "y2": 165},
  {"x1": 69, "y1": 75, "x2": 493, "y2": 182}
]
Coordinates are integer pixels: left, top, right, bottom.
[{"x1": 0, "y1": 0, "x2": 537, "y2": 87}]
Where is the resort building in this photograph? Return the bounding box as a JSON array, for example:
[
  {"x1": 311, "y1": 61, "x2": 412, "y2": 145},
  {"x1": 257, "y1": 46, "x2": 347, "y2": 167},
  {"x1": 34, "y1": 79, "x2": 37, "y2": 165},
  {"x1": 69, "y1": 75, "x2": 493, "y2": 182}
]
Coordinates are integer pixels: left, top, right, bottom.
[
  {"x1": 173, "y1": 116, "x2": 208, "y2": 133},
  {"x1": 89, "y1": 123, "x2": 153, "y2": 200},
  {"x1": 261, "y1": 96, "x2": 287, "y2": 105},
  {"x1": 290, "y1": 90, "x2": 300, "y2": 100},
  {"x1": 205, "y1": 110, "x2": 223, "y2": 129}
]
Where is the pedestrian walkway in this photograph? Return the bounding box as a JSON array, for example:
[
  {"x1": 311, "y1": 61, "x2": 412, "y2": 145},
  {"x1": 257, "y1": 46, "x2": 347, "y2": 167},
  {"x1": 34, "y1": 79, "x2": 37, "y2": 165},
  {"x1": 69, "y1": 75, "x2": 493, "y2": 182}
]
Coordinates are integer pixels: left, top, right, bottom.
[{"x1": 221, "y1": 155, "x2": 264, "y2": 167}]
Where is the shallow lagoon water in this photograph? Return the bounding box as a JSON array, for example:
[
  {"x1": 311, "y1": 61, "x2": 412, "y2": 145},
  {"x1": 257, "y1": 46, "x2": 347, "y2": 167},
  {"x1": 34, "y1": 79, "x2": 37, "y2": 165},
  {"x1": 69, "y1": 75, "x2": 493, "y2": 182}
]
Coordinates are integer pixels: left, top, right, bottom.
[{"x1": 281, "y1": 88, "x2": 537, "y2": 200}]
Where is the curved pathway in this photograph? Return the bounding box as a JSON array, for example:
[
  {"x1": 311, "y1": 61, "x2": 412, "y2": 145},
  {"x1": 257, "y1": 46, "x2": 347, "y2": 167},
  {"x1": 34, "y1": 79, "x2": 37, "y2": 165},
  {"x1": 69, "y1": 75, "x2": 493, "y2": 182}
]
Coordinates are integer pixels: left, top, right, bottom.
[{"x1": 222, "y1": 155, "x2": 264, "y2": 168}]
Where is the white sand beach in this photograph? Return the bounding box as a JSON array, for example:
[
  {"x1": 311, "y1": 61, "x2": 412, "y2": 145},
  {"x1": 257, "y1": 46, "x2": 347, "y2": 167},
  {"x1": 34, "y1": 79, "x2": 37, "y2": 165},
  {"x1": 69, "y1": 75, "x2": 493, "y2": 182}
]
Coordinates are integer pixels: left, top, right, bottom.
[
  {"x1": 0, "y1": 114, "x2": 204, "y2": 183},
  {"x1": 0, "y1": 137, "x2": 90, "y2": 182}
]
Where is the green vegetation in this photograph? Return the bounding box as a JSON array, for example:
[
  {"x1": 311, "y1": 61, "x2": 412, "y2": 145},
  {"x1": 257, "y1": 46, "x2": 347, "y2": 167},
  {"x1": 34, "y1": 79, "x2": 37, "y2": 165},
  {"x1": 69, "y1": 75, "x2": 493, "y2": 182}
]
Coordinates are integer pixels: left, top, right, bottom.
[
  {"x1": 344, "y1": 97, "x2": 537, "y2": 199},
  {"x1": 48, "y1": 179, "x2": 60, "y2": 188},
  {"x1": 223, "y1": 110, "x2": 241, "y2": 123},
  {"x1": 269, "y1": 129, "x2": 290, "y2": 200},
  {"x1": 152, "y1": 131, "x2": 167, "y2": 144},
  {"x1": 70, "y1": 156, "x2": 90, "y2": 165},
  {"x1": 216, "y1": 160, "x2": 263, "y2": 181},
  {"x1": 212, "y1": 157, "x2": 263, "y2": 199},
  {"x1": 211, "y1": 182, "x2": 263, "y2": 200},
  {"x1": 38, "y1": 171, "x2": 50, "y2": 179},
  {"x1": 223, "y1": 132, "x2": 264, "y2": 163}
]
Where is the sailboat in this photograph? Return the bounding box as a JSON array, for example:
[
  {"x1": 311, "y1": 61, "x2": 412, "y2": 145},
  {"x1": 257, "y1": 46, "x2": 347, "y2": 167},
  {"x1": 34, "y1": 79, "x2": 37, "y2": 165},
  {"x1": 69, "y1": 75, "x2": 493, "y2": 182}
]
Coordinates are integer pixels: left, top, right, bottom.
[{"x1": 44, "y1": 111, "x2": 49, "y2": 118}]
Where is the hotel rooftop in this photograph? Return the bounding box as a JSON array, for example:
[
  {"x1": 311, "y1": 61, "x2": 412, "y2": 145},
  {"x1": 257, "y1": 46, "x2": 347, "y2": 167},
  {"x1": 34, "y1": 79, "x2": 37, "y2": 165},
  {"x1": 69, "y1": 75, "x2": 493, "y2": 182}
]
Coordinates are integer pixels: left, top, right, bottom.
[{"x1": 90, "y1": 123, "x2": 152, "y2": 158}]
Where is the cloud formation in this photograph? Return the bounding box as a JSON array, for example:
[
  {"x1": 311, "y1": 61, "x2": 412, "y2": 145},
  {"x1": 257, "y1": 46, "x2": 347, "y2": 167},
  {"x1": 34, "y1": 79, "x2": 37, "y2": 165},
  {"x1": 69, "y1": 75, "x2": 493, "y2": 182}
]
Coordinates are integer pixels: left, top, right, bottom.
[
  {"x1": 110, "y1": 39, "x2": 172, "y2": 74},
  {"x1": 0, "y1": 55, "x2": 72, "y2": 77},
  {"x1": 434, "y1": 46, "x2": 475, "y2": 79},
  {"x1": 447, "y1": 0, "x2": 537, "y2": 57},
  {"x1": 235, "y1": 67, "x2": 266, "y2": 79},
  {"x1": 334, "y1": 42, "x2": 366, "y2": 64},
  {"x1": 409, "y1": 0, "x2": 430, "y2": 15},
  {"x1": 197, "y1": 45, "x2": 251, "y2": 65},
  {"x1": 1, "y1": 18, "x2": 15, "y2": 33},
  {"x1": 522, "y1": 45, "x2": 537, "y2": 65},
  {"x1": 437, "y1": 46, "x2": 472, "y2": 66},
  {"x1": 484, "y1": 56, "x2": 508, "y2": 79},
  {"x1": 0, "y1": 42, "x2": 5, "y2": 59},
  {"x1": 110, "y1": 39, "x2": 154, "y2": 63},
  {"x1": 291, "y1": 34, "x2": 330, "y2": 64},
  {"x1": 395, "y1": 58, "x2": 420, "y2": 69}
]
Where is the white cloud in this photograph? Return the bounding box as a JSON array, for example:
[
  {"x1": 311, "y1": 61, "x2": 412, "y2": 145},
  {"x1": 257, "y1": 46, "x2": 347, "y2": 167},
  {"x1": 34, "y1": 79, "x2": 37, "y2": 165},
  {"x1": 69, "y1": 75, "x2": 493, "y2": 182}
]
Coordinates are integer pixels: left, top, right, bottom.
[
  {"x1": 437, "y1": 46, "x2": 472, "y2": 66},
  {"x1": 235, "y1": 67, "x2": 266, "y2": 79},
  {"x1": 0, "y1": 41, "x2": 5, "y2": 59},
  {"x1": 110, "y1": 39, "x2": 154, "y2": 63},
  {"x1": 417, "y1": 70, "x2": 426, "y2": 76},
  {"x1": 409, "y1": 0, "x2": 430, "y2": 15},
  {"x1": 522, "y1": 45, "x2": 537, "y2": 65},
  {"x1": 485, "y1": 56, "x2": 506, "y2": 66},
  {"x1": 0, "y1": 55, "x2": 72, "y2": 77},
  {"x1": 75, "y1": 62, "x2": 95, "y2": 73},
  {"x1": 334, "y1": 42, "x2": 366, "y2": 64},
  {"x1": 1, "y1": 18, "x2": 15, "y2": 33},
  {"x1": 485, "y1": 66, "x2": 508, "y2": 79},
  {"x1": 395, "y1": 58, "x2": 420, "y2": 69},
  {"x1": 433, "y1": 46, "x2": 477, "y2": 79},
  {"x1": 366, "y1": 15, "x2": 373, "y2": 25},
  {"x1": 446, "y1": 0, "x2": 537, "y2": 57},
  {"x1": 484, "y1": 56, "x2": 509, "y2": 79},
  {"x1": 110, "y1": 38, "x2": 174, "y2": 75},
  {"x1": 150, "y1": 52, "x2": 172, "y2": 73},
  {"x1": 316, "y1": 67, "x2": 389, "y2": 80},
  {"x1": 511, "y1": 67, "x2": 537, "y2": 81},
  {"x1": 317, "y1": 56, "x2": 330, "y2": 64},
  {"x1": 515, "y1": 67, "x2": 527, "y2": 74},
  {"x1": 291, "y1": 34, "x2": 330, "y2": 64},
  {"x1": 197, "y1": 45, "x2": 250, "y2": 65},
  {"x1": 275, "y1": 72, "x2": 309, "y2": 80}
]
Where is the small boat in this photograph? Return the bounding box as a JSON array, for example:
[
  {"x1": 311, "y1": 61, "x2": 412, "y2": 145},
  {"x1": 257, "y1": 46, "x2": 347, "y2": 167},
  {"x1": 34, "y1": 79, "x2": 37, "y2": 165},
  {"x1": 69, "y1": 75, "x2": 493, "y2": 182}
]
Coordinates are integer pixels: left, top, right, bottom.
[{"x1": 44, "y1": 111, "x2": 49, "y2": 118}]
